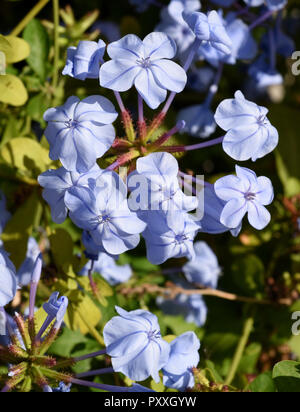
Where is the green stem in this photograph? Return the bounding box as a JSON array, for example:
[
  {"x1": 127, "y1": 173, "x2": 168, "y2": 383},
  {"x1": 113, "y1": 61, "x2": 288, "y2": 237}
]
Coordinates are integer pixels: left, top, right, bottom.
[
  {"x1": 52, "y1": 0, "x2": 60, "y2": 90},
  {"x1": 225, "y1": 316, "x2": 254, "y2": 386},
  {"x1": 10, "y1": 0, "x2": 51, "y2": 36}
]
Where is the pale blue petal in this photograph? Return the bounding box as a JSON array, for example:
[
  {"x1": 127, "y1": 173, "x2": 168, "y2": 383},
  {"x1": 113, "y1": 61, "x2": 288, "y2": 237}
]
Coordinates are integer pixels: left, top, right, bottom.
[
  {"x1": 247, "y1": 201, "x2": 271, "y2": 230},
  {"x1": 220, "y1": 198, "x2": 247, "y2": 228},
  {"x1": 134, "y1": 69, "x2": 167, "y2": 109},
  {"x1": 100, "y1": 59, "x2": 141, "y2": 92},
  {"x1": 151, "y1": 59, "x2": 187, "y2": 93}
]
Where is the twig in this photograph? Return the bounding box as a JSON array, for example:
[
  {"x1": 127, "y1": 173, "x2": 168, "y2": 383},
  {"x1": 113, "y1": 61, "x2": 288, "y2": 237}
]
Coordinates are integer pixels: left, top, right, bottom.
[{"x1": 120, "y1": 282, "x2": 292, "y2": 306}]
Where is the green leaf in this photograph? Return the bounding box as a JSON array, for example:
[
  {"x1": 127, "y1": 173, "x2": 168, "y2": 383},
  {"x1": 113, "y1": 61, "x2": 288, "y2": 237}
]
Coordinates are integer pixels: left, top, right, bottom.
[
  {"x1": 272, "y1": 361, "x2": 300, "y2": 392},
  {"x1": 23, "y1": 19, "x2": 50, "y2": 81},
  {"x1": 130, "y1": 256, "x2": 159, "y2": 274},
  {"x1": 1, "y1": 190, "x2": 43, "y2": 267},
  {"x1": 231, "y1": 254, "x2": 265, "y2": 298},
  {"x1": 49, "y1": 327, "x2": 89, "y2": 358},
  {"x1": 62, "y1": 289, "x2": 102, "y2": 338},
  {"x1": 204, "y1": 360, "x2": 224, "y2": 384},
  {"x1": 0, "y1": 74, "x2": 28, "y2": 106},
  {"x1": 26, "y1": 93, "x2": 49, "y2": 124},
  {"x1": 249, "y1": 372, "x2": 277, "y2": 393},
  {"x1": 238, "y1": 343, "x2": 262, "y2": 375},
  {"x1": 270, "y1": 105, "x2": 300, "y2": 197},
  {"x1": 0, "y1": 137, "x2": 51, "y2": 177}
]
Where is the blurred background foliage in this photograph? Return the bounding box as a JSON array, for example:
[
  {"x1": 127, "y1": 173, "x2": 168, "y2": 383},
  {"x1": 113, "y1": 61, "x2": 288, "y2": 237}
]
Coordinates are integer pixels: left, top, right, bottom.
[{"x1": 0, "y1": 0, "x2": 300, "y2": 392}]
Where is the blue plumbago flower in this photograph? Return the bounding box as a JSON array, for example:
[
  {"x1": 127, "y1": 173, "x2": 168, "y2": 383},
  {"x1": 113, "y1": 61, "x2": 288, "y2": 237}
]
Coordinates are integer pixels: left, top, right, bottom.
[
  {"x1": 187, "y1": 66, "x2": 214, "y2": 93},
  {"x1": 103, "y1": 306, "x2": 170, "y2": 382},
  {"x1": 43, "y1": 95, "x2": 118, "y2": 173},
  {"x1": 183, "y1": 241, "x2": 221, "y2": 289},
  {"x1": 215, "y1": 166, "x2": 274, "y2": 230},
  {"x1": 37, "y1": 292, "x2": 69, "y2": 338},
  {"x1": 43, "y1": 292, "x2": 69, "y2": 324},
  {"x1": 215, "y1": 90, "x2": 279, "y2": 161},
  {"x1": 168, "y1": 0, "x2": 201, "y2": 20},
  {"x1": 99, "y1": 33, "x2": 187, "y2": 109},
  {"x1": 129, "y1": 0, "x2": 154, "y2": 12},
  {"x1": 248, "y1": 55, "x2": 283, "y2": 89},
  {"x1": 244, "y1": 0, "x2": 286, "y2": 9},
  {"x1": 198, "y1": 185, "x2": 242, "y2": 237},
  {"x1": 127, "y1": 384, "x2": 155, "y2": 392},
  {"x1": 156, "y1": 0, "x2": 200, "y2": 56},
  {"x1": 177, "y1": 104, "x2": 216, "y2": 138},
  {"x1": 211, "y1": 0, "x2": 235, "y2": 6},
  {"x1": 157, "y1": 289, "x2": 208, "y2": 327},
  {"x1": 266, "y1": 0, "x2": 287, "y2": 11},
  {"x1": 93, "y1": 22, "x2": 121, "y2": 43},
  {"x1": 163, "y1": 332, "x2": 200, "y2": 391},
  {"x1": 183, "y1": 10, "x2": 232, "y2": 55},
  {"x1": 243, "y1": 0, "x2": 264, "y2": 6},
  {"x1": 128, "y1": 152, "x2": 198, "y2": 212},
  {"x1": 62, "y1": 40, "x2": 106, "y2": 81},
  {"x1": 198, "y1": 14, "x2": 257, "y2": 67},
  {"x1": 261, "y1": 28, "x2": 295, "y2": 58},
  {"x1": 82, "y1": 230, "x2": 108, "y2": 260},
  {"x1": 142, "y1": 211, "x2": 199, "y2": 265},
  {"x1": 80, "y1": 253, "x2": 132, "y2": 286},
  {"x1": 38, "y1": 164, "x2": 102, "y2": 224},
  {"x1": 52, "y1": 382, "x2": 72, "y2": 393},
  {"x1": 0, "y1": 249, "x2": 17, "y2": 307},
  {"x1": 34, "y1": 292, "x2": 69, "y2": 341},
  {"x1": 0, "y1": 191, "x2": 10, "y2": 234},
  {"x1": 17, "y1": 237, "x2": 41, "y2": 287},
  {"x1": 223, "y1": 15, "x2": 257, "y2": 64},
  {"x1": 65, "y1": 172, "x2": 146, "y2": 255}
]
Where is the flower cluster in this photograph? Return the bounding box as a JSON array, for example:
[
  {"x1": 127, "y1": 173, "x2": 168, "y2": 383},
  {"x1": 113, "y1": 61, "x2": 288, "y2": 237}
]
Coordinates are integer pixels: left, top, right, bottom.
[
  {"x1": 104, "y1": 306, "x2": 200, "y2": 390},
  {"x1": 1, "y1": 0, "x2": 291, "y2": 393}
]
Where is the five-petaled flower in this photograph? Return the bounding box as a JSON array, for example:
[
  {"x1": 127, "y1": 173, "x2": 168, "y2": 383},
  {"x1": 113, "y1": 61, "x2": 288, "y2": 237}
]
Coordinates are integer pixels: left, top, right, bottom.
[
  {"x1": 0, "y1": 250, "x2": 17, "y2": 307},
  {"x1": 38, "y1": 164, "x2": 103, "y2": 224},
  {"x1": 162, "y1": 331, "x2": 200, "y2": 391},
  {"x1": 103, "y1": 306, "x2": 170, "y2": 382},
  {"x1": 215, "y1": 165, "x2": 274, "y2": 230},
  {"x1": 62, "y1": 40, "x2": 106, "y2": 81},
  {"x1": 43, "y1": 95, "x2": 118, "y2": 173},
  {"x1": 142, "y1": 210, "x2": 199, "y2": 264},
  {"x1": 183, "y1": 10, "x2": 232, "y2": 55},
  {"x1": 215, "y1": 90, "x2": 279, "y2": 161},
  {"x1": 65, "y1": 172, "x2": 146, "y2": 255},
  {"x1": 100, "y1": 32, "x2": 187, "y2": 109}
]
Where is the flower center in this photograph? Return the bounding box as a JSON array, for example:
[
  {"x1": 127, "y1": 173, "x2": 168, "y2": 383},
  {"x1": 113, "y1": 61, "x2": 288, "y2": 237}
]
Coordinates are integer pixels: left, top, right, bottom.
[
  {"x1": 137, "y1": 56, "x2": 152, "y2": 69},
  {"x1": 97, "y1": 214, "x2": 110, "y2": 224},
  {"x1": 174, "y1": 234, "x2": 188, "y2": 244},
  {"x1": 244, "y1": 192, "x2": 256, "y2": 201},
  {"x1": 65, "y1": 119, "x2": 78, "y2": 129},
  {"x1": 148, "y1": 330, "x2": 161, "y2": 341},
  {"x1": 257, "y1": 115, "x2": 268, "y2": 126}
]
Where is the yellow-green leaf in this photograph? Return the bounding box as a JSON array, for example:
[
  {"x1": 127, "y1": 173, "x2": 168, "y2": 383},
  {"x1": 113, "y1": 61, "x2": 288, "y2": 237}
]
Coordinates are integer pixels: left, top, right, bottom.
[
  {"x1": 1, "y1": 190, "x2": 43, "y2": 267},
  {"x1": 0, "y1": 74, "x2": 28, "y2": 106},
  {"x1": 49, "y1": 228, "x2": 75, "y2": 269},
  {"x1": 0, "y1": 35, "x2": 30, "y2": 63},
  {"x1": 64, "y1": 292, "x2": 102, "y2": 337},
  {"x1": 0, "y1": 137, "x2": 51, "y2": 176}
]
